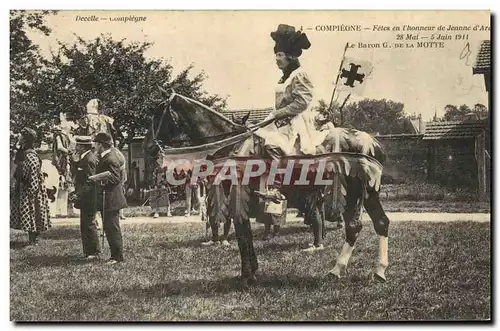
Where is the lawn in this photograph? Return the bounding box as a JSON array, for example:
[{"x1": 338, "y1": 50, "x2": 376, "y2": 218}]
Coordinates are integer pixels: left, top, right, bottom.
[{"x1": 10, "y1": 220, "x2": 491, "y2": 321}]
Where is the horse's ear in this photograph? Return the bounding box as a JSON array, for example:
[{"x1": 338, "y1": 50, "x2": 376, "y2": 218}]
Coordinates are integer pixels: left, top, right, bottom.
[{"x1": 242, "y1": 111, "x2": 250, "y2": 124}]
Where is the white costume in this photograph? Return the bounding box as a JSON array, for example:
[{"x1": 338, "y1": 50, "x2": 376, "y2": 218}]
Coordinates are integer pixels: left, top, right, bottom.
[{"x1": 255, "y1": 67, "x2": 329, "y2": 155}]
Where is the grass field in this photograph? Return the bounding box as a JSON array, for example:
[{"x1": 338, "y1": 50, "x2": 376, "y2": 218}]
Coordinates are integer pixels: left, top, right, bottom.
[{"x1": 10, "y1": 220, "x2": 491, "y2": 321}]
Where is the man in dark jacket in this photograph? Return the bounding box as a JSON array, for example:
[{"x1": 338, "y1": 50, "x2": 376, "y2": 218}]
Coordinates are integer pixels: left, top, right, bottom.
[
  {"x1": 93, "y1": 132, "x2": 128, "y2": 264},
  {"x1": 73, "y1": 136, "x2": 100, "y2": 259}
]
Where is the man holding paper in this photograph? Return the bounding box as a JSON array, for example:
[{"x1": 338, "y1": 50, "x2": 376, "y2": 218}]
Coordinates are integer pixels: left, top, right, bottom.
[{"x1": 91, "y1": 132, "x2": 128, "y2": 265}]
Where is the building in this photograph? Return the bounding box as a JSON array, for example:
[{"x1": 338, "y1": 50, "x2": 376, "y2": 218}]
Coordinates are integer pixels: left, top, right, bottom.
[
  {"x1": 220, "y1": 107, "x2": 273, "y2": 125},
  {"x1": 122, "y1": 135, "x2": 146, "y2": 189},
  {"x1": 423, "y1": 120, "x2": 489, "y2": 200},
  {"x1": 472, "y1": 40, "x2": 491, "y2": 110}
]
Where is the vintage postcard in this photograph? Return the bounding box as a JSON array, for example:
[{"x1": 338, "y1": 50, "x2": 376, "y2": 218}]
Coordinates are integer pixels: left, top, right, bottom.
[{"x1": 9, "y1": 10, "x2": 491, "y2": 322}]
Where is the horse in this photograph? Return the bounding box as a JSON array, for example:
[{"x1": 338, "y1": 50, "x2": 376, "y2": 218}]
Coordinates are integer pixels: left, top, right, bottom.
[{"x1": 143, "y1": 90, "x2": 391, "y2": 284}]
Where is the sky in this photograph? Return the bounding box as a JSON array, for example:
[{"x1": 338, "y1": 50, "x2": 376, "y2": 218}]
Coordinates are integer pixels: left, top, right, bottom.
[{"x1": 27, "y1": 10, "x2": 491, "y2": 121}]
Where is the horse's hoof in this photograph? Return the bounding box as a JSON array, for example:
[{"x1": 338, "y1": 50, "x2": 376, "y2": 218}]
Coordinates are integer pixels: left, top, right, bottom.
[{"x1": 373, "y1": 270, "x2": 387, "y2": 282}]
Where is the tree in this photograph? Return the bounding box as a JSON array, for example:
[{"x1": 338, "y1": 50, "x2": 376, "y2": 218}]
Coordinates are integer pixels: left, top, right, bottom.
[
  {"x1": 10, "y1": 10, "x2": 57, "y2": 139},
  {"x1": 473, "y1": 103, "x2": 489, "y2": 119},
  {"x1": 342, "y1": 98, "x2": 407, "y2": 135},
  {"x1": 443, "y1": 103, "x2": 488, "y2": 121},
  {"x1": 33, "y1": 34, "x2": 227, "y2": 145}
]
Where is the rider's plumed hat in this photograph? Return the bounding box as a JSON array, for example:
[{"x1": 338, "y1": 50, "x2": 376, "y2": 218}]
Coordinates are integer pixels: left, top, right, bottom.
[{"x1": 271, "y1": 24, "x2": 311, "y2": 57}]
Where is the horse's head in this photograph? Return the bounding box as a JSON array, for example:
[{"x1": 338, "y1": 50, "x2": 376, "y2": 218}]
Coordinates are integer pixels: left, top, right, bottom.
[
  {"x1": 144, "y1": 88, "x2": 247, "y2": 153},
  {"x1": 142, "y1": 88, "x2": 248, "y2": 186}
]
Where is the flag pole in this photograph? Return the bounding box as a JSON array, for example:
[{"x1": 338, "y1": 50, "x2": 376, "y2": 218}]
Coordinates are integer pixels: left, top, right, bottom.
[
  {"x1": 339, "y1": 93, "x2": 351, "y2": 126},
  {"x1": 328, "y1": 42, "x2": 350, "y2": 113}
]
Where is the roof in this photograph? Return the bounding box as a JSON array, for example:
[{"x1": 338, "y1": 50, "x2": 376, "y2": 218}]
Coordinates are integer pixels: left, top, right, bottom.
[
  {"x1": 473, "y1": 40, "x2": 491, "y2": 74},
  {"x1": 220, "y1": 107, "x2": 273, "y2": 124},
  {"x1": 423, "y1": 120, "x2": 486, "y2": 140},
  {"x1": 375, "y1": 133, "x2": 423, "y2": 140}
]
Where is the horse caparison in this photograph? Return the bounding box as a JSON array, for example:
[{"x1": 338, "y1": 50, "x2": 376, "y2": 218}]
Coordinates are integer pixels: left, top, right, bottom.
[{"x1": 143, "y1": 91, "x2": 391, "y2": 283}]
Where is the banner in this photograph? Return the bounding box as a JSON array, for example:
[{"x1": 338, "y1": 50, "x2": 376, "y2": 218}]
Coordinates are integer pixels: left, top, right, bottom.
[{"x1": 336, "y1": 57, "x2": 374, "y2": 96}]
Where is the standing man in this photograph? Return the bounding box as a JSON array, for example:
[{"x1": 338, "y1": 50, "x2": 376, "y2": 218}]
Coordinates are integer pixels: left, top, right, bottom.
[
  {"x1": 93, "y1": 133, "x2": 128, "y2": 265},
  {"x1": 73, "y1": 136, "x2": 100, "y2": 259}
]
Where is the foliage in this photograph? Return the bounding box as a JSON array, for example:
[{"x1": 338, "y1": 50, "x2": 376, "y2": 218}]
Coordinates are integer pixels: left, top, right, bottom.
[
  {"x1": 10, "y1": 11, "x2": 227, "y2": 145},
  {"x1": 316, "y1": 98, "x2": 408, "y2": 134},
  {"x1": 443, "y1": 103, "x2": 489, "y2": 121},
  {"x1": 33, "y1": 35, "x2": 227, "y2": 144},
  {"x1": 10, "y1": 10, "x2": 57, "y2": 141}
]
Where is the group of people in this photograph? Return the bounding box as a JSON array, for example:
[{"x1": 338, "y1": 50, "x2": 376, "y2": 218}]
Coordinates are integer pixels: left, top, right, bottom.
[
  {"x1": 11, "y1": 129, "x2": 128, "y2": 264},
  {"x1": 150, "y1": 165, "x2": 204, "y2": 218},
  {"x1": 11, "y1": 98, "x2": 130, "y2": 264}
]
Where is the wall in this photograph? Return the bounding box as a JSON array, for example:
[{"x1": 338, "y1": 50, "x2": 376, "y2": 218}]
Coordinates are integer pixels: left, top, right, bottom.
[
  {"x1": 375, "y1": 135, "x2": 428, "y2": 184},
  {"x1": 431, "y1": 139, "x2": 478, "y2": 189}
]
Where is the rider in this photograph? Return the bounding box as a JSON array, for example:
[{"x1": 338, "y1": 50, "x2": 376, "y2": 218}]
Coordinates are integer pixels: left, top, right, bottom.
[
  {"x1": 78, "y1": 99, "x2": 117, "y2": 138},
  {"x1": 256, "y1": 24, "x2": 329, "y2": 182},
  {"x1": 255, "y1": 24, "x2": 330, "y2": 251}
]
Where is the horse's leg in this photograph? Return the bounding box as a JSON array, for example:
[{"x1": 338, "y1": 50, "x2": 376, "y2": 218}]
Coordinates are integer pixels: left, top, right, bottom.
[
  {"x1": 363, "y1": 188, "x2": 390, "y2": 281},
  {"x1": 329, "y1": 177, "x2": 363, "y2": 278},
  {"x1": 221, "y1": 218, "x2": 232, "y2": 245},
  {"x1": 230, "y1": 184, "x2": 257, "y2": 284}
]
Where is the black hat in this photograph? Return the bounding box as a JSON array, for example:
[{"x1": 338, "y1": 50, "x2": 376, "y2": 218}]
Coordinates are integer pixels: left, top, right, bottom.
[
  {"x1": 271, "y1": 24, "x2": 311, "y2": 57},
  {"x1": 76, "y1": 136, "x2": 93, "y2": 145},
  {"x1": 93, "y1": 132, "x2": 113, "y2": 145}
]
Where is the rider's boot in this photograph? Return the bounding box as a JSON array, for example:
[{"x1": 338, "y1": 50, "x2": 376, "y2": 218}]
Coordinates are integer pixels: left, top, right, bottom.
[{"x1": 263, "y1": 145, "x2": 285, "y2": 198}]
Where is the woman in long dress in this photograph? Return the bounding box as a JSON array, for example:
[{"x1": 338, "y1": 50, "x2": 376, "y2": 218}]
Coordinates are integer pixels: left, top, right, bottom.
[{"x1": 10, "y1": 128, "x2": 51, "y2": 245}]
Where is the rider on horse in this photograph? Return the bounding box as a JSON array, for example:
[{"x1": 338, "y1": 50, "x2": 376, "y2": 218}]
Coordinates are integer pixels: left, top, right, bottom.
[{"x1": 77, "y1": 99, "x2": 118, "y2": 139}]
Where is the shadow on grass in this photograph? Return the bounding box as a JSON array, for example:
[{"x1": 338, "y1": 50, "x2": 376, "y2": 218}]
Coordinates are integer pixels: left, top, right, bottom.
[
  {"x1": 256, "y1": 241, "x2": 303, "y2": 253},
  {"x1": 10, "y1": 241, "x2": 30, "y2": 250},
  {"x1": 46, "y1": 273, "x2": 331, "y2": 302},
  {"x1": 20, "y1": 254, "x2": 90, "y2": 268},
  {"x1": 40, "y1": 227, "x2": 81, "y2": 240},
  {"x1": 156, "y1": 237, "x2": 210, "y2": 250}
]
